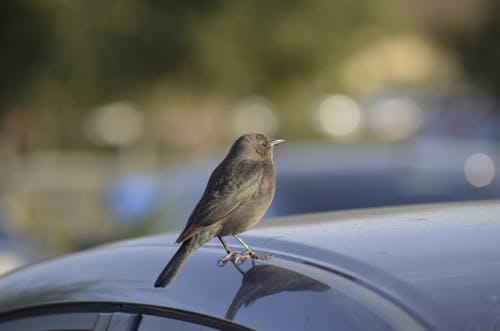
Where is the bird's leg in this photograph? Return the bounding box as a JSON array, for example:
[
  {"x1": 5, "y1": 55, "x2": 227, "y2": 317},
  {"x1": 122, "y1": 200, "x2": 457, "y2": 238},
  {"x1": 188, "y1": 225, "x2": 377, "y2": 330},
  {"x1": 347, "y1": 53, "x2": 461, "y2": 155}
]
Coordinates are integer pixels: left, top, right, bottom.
[
  {"x1": 217, "y1": 236, "x2": 234, "y2": 266},
  {"x1": 219, "y1": 236, "x2": 232, "y2": 255},
  {"x1": 217, "y1": 236, "x2": 249, "y2": 266},
  {"x1": 233, "y1": 234, "x2": 272, "y2": 260}
]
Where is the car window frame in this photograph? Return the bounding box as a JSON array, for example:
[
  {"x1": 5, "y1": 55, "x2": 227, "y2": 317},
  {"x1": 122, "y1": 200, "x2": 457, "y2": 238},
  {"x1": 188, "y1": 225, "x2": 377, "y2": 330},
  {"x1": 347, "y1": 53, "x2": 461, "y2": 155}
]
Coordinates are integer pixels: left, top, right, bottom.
[{"x1": 0, "y1": 302, "x2": 252, "y2": 331}]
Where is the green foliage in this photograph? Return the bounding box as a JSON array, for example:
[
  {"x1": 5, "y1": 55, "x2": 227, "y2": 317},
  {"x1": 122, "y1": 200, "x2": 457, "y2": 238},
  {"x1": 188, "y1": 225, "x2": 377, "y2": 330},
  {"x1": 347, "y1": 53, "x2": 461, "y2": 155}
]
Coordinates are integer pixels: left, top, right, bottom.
[
  {"x1": 0, "y1": 0, "x2": 407, "y2": 111},
  {"x1": 0, "y1": 1, "x2": 51, "y2": 110},
  {"x1": 442, "y1": 0, "x2": 500, "y2": 97}
]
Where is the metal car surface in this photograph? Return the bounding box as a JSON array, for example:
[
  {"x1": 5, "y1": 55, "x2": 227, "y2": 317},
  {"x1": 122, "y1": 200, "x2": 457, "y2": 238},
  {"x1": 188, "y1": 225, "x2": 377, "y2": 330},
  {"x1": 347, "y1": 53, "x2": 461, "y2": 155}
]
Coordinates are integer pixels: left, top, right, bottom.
[{"x1": 0, "y1": 200, "x2": 499, "y2": 330}]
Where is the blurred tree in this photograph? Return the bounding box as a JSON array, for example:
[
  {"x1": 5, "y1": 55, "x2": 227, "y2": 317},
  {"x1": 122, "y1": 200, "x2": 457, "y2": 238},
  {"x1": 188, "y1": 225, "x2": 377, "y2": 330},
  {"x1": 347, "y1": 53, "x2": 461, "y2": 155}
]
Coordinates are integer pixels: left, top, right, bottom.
[
  {"x1": 192, "y1": 0, "x2": 407, "y2": 96},
  {"x1": 38, "y1": 0, "x2": 222, "y2": 106},
  {"x1": 0, "y1": 0, "x2": 407, "y2": 105},
  {"x1": 0, "y1": 1, "x2": 51, "y2": 112},
  {"x1": 441, "y1": 0, "x2": 500, "y2": 99},
  {"x1": 0, "y1": 0, "x2": 413, "y2": 147}
]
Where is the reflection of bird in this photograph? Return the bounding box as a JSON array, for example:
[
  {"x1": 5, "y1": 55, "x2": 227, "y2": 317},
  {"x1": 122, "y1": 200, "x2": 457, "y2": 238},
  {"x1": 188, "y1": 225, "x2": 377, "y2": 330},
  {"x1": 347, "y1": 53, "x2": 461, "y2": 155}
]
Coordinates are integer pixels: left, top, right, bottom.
[
  {"x1": 154, "y1": 133, "x2": 285, "y2": 287},
  {"x1": 226, "y1": 263, "x2": 330, "y2": 320}
]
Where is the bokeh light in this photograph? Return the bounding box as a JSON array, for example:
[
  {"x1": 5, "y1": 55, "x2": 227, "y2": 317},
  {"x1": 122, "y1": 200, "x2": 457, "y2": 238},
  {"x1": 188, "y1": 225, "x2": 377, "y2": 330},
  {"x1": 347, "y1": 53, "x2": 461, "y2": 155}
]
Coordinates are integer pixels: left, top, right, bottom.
[
  {"x1": 340, "y1": 36, "x2": 459, "y2": 95},
  {"x1": 232, "y1": 96, "x2": 278, "y2": 137},
  {"x1": 464, "y1": 153, "x2": 495, "y2": 187},
  {"x1": 85, "y1": 102, "x2": 144, "y2": 146},
  {"x1": 315, "y1": 95, "x2": 362, "y2": 139},
  {"x1": 367, "y1": 97, "x2": 423, "y2": 141}
]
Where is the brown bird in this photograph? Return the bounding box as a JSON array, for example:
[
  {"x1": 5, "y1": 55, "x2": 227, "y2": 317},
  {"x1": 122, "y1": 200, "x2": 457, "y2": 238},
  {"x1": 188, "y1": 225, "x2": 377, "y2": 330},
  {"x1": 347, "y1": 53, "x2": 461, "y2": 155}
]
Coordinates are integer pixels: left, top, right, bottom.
[{"x1": 154, "y1": 133, "x2": 285, "y2": 287}]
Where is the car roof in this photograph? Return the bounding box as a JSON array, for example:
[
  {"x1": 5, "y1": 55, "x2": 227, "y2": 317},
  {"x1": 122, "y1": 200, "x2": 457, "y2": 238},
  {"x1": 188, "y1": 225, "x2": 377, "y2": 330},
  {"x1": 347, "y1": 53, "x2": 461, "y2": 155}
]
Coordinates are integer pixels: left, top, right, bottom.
[
  {"x1": 257, "y1": 200, "x2": 500, "y2": 331},
  {"x1": 0, "y1": 200, "x2": 499, "y2": 330}
]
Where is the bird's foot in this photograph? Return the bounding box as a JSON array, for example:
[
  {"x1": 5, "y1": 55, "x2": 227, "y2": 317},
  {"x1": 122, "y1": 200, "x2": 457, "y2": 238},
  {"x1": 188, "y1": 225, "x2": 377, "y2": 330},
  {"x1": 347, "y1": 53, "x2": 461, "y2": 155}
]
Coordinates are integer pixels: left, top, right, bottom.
[
  {"x1": 218, "y1": 253, "x2": 232, "y2": 267},
  {"x1": 232, "y1": 252, "x2": 250, "y2": 265},
  {"x1": 249, "y1": 251, "x2": 273, "y2": 260},
  {"x1": 217, "y1": 251, "x2": 250, "y2": 267}
]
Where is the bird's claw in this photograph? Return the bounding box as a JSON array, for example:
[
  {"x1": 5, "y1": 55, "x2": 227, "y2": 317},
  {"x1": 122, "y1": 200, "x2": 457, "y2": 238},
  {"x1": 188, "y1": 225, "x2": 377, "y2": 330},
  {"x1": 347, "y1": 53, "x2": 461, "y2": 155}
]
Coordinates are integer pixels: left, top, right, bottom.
[
  {"x1": 218, "y1": 252, "x2": 249, "y2": 267},
  {"x1": 249, "y1": 251, "x2": 273, "y2": 260},
  {"x1": 218, "y1": 251, "x2": 271, "y2": 267},
  {"x1": 233, "y1": 252, "x2": 250, "y2": 265},
  {"x1": 218, "y1": 254, "x2": 232, "y2": 267},
  {"x1": 220, "y1": 252, "x2": 250, "y2": 266}
]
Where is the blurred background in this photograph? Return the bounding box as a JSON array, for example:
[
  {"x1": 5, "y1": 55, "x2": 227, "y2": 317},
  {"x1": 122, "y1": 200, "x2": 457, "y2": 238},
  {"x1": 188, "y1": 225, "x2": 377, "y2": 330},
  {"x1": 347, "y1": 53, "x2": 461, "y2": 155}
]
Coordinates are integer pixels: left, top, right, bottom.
[{"x1": 1, "y1": 0, "x2": 500, "y2": 272}]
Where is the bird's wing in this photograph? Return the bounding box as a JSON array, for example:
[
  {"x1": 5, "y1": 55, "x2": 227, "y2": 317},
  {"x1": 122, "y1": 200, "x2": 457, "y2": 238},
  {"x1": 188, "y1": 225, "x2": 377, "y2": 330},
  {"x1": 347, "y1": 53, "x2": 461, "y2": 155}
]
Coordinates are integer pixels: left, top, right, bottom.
[{"x1": 176, "y1": 161, "x2": 262, "y2": 243}]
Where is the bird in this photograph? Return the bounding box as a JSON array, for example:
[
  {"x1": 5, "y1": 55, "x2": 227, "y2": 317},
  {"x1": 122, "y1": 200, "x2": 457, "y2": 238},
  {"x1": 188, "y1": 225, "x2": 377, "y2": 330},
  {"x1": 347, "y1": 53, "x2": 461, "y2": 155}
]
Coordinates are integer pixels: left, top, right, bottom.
[{"x1": 154, "y1": 133, "x2": 285, "y2": 287}]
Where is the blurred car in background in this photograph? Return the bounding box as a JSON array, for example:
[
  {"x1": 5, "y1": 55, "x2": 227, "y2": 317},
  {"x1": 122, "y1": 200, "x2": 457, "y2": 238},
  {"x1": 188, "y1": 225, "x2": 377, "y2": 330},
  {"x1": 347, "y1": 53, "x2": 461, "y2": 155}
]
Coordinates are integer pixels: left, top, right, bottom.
[
  {"x1": 0, "y1": 200, "x2": 499, "y2": 330},
  {"x1": 270, "y1": 136, "x2": 499, "y2": 215},
  {"x1": 108, "y1": 136, "x2": 500, "y2": 231}
]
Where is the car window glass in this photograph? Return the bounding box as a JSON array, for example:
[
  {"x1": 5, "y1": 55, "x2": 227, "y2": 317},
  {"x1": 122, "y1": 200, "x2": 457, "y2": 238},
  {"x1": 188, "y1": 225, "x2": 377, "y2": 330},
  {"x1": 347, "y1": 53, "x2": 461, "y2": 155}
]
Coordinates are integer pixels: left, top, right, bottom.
[
  {"x1": 0, "y1": 312, "x2": 98, "y2": 331},
  {"x1": 138, "y1": 315, "x2": 220, "y2": 331}
]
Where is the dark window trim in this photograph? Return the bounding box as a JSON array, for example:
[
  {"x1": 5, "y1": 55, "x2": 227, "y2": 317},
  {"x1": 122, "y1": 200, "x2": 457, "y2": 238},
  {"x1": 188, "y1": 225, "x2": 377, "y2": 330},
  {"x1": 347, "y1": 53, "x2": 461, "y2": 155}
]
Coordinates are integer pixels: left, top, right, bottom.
[{"x1": 0, "y1": 302, "x2": 253, "y2": 331}]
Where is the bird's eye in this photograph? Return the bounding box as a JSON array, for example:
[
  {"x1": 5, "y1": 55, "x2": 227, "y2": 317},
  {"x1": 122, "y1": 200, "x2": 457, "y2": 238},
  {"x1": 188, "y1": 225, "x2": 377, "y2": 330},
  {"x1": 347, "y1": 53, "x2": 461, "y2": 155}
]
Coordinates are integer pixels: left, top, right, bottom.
[{"x1": 262, "y1": 141, "x2": 268, "y2": 147}]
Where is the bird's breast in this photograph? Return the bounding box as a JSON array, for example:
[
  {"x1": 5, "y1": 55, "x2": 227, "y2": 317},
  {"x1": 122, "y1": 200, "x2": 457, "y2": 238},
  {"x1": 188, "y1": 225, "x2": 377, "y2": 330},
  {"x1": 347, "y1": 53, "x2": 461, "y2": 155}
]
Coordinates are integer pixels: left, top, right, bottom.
[{"x1": 218, "y1": 163, "x2": 276, "y2": 236}]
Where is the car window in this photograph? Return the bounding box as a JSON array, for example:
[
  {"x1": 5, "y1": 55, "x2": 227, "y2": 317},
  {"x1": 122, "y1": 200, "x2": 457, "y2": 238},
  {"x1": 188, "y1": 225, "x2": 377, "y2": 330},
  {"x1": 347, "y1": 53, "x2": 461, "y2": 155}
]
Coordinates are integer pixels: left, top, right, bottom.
[
  {"x1": 138, "y1": 315, "x2": 219, "y2": 331},
  {"x1": 0, "y1": 312, "x2": 100, "y2": 331},
  {"x1": 0, "y1": 304, "x2": 250, "y2": 331},
  {"x1": 0, "y1": 312, "x2": 219, "y2": 331}
]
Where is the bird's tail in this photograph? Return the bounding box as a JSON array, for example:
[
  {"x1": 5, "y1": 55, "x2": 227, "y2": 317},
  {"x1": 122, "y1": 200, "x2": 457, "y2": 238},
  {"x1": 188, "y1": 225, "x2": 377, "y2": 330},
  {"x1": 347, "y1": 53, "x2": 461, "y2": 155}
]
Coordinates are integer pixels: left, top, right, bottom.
[{"x1": 154, "y1": 239, "x2": 194, "y2": 287}]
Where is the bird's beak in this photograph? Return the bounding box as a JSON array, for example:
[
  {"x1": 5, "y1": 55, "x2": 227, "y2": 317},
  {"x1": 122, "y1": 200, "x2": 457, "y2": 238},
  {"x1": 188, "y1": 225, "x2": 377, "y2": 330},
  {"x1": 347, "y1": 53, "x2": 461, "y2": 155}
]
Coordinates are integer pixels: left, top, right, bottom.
[{"x1": 270, "y1": 138, "x2": 286, "y2": 147}]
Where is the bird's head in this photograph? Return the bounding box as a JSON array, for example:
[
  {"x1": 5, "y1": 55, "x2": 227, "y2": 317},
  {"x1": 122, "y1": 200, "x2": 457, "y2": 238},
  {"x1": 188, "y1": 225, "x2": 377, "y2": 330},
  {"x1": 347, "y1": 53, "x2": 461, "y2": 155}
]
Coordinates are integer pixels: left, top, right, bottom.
[{"x1": 230, "y1": 133, "x2": 285, "y2": 161}]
